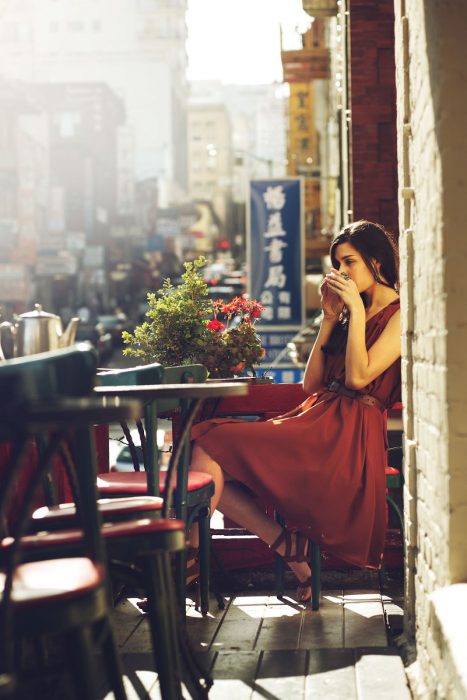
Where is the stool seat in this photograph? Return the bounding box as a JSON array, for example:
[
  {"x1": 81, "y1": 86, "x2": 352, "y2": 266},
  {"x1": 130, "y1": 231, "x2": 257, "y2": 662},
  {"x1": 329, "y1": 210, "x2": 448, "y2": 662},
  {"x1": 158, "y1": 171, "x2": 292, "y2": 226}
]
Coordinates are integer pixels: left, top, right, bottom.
[
  {"x1": 3, "y1": 518, "x2": 186, "y2": 552},
  {"x1": 0, "y1": 558, "x2": 104, "y2": 605},
  {"x1": 32, "y1": 496, "x2": 163, "y2": 529},
  {"x1": 97, "y1": 470, "x2": 214, "y2": 495}
]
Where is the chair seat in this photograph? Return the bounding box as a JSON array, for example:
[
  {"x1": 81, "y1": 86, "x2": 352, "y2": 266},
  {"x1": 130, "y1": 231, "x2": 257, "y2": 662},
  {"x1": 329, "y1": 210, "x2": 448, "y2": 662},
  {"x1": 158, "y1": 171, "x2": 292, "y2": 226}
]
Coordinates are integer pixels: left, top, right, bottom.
[
  {"x1": 385, "y1": 465, "x2": 400, "y2": 476},
  {"x1": 2, "y1": 517, "x2": 186, "y2": 552},
  {"x1": 97, "y1": 470, "x2": 214, "y2": 495},
  {"x1": 32, "y1": 496, "x2": 163, "y2": 529},
  {"x1": 386, "y1": 464, "x2": 402, "y2": 488},
  {"x1": 0, "y1": 558, "x2": 104, "y2": 606}
]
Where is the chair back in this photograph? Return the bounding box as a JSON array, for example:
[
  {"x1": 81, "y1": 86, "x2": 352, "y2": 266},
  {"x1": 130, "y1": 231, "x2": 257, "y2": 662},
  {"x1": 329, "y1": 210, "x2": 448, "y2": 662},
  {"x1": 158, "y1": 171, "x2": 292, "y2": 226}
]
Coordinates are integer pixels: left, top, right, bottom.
[
  {"x1": 0, "y1": 344, "x2": 99, "y2": 545},
  {"x1": 158, "y1": 364, "x2": 207, "y2": 414},
  {"x1": 96, "y1": 363, "x2": 207, "y2": 501}
]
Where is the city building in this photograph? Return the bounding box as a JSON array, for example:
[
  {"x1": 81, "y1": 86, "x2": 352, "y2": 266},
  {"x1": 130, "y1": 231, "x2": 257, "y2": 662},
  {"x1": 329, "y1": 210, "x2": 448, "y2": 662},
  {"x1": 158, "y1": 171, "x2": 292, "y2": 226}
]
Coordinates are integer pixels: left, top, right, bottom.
[
  {"x1": 0, "y1": 81, "x2": 48, "y2": 311},
  {"x1": 187, "y1": 80, "x2": 288, "y2": 253},
  {"x1": 187, "y1": 101, "x2": 232, "y2": 235},
  {"x1": 0, "y1": 0, "x2": 189, "y2": 206}
]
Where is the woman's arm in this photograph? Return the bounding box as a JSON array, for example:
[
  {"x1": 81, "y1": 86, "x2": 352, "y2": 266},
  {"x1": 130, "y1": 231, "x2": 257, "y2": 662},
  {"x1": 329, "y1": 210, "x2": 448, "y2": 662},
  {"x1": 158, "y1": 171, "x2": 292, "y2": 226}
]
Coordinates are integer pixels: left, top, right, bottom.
[
  {"x1": 302, "y1": 316, "x2": 338, "y2": 394},
  {"x1": 325, "y1": 270, "x2": 401, "y2": 390},
  {"x1": 302, "y1": 279, "x2": 343, "y2": 395},
  {"x1": 345, "y1": 308, "x2": 400, "y2": 390}
]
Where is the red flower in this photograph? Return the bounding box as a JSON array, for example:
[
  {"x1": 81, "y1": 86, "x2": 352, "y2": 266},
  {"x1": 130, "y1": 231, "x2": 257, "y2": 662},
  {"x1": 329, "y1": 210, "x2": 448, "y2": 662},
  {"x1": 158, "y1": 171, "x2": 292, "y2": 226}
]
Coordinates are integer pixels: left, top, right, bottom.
[{"x1": 207, "y1": 319, "x2": 225, "y2": 332}]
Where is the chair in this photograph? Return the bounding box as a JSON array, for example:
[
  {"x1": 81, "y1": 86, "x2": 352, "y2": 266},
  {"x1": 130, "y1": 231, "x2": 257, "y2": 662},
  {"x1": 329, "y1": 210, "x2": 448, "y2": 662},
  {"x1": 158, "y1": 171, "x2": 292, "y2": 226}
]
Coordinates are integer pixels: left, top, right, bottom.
[
  {"x1": 95, "y1": 364, "x2": 215, "y2": 615},
  {"x1": 10, "y1": 353, "x2": 212, "y2": 699},
  {"x1": 0, "y1": 345, "x2": 138, "y2": 699},
  {"x1": 30, "y1": 361, "x2": 167, "y2": 532}
]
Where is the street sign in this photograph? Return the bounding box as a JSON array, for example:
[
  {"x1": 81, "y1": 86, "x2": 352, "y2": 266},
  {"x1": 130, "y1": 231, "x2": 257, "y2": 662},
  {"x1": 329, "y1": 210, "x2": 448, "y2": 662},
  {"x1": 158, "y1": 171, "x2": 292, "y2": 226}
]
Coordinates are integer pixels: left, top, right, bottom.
[{"x1": 247, "y1": 178, "x2": 305, "y2": 329}]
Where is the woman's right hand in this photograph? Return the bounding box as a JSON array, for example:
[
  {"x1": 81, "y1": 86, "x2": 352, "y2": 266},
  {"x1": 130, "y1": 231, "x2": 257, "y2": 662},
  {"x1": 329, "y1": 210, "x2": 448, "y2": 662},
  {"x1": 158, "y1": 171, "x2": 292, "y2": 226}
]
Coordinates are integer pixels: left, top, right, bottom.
[{"x1": 320, "y1": 278, "x2": 344, "y2": 320}]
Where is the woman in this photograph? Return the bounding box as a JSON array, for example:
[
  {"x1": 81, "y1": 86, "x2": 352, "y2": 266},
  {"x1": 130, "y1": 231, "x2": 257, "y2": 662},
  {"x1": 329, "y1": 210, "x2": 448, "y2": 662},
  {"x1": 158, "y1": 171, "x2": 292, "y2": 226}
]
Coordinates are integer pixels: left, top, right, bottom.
[{"x1": 190, "y1": 220, "x2": 401, "y2": 602}]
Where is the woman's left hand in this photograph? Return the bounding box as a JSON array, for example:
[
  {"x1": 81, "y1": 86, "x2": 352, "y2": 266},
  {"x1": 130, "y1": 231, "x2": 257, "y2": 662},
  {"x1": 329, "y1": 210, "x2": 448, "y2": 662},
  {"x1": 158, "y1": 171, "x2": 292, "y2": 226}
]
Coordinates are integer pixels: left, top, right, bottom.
[{"x1": 325, "y1": 269, "x2": 364, "y2": 314}]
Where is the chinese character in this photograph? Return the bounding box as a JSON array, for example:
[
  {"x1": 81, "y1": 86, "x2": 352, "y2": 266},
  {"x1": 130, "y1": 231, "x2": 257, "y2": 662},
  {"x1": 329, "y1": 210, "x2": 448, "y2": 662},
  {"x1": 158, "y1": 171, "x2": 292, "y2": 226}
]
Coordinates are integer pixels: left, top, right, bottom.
[
  {"x1": 277, "y1": 306, "x2": 292, "y2": 320},
  {"x1": 296, "y1": 91, "x2": 308, "y2": 109},
  {"x1": 278, "y1": 291, "x2": 291, "y2": 305},
  {"x1": 261, "y1": 306, "x2": 274, "y2": 321},
  {"x1": 282, "y1": 371, "x2": 296, "y2": 383},
  {"x1": 264, "y1": 265, "x2": 287, "y2": 289},
  {"x1": 264, "y1": 238, "x2": 288, "y2": 264},
  {"x1": 264, "y1": 212, "x2": 286, "y2": 238},
  {"x1": 263, "y1": 186, "x2": 286, "y2": 210},
  {"x1": 260, "y1": 290, "x2": 274, "y2": 305}
]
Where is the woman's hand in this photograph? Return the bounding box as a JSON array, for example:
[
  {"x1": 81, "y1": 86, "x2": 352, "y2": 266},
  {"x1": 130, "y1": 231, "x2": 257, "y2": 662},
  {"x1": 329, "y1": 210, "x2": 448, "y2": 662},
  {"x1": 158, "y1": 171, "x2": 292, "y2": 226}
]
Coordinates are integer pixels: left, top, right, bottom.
[
  {"x1": 324, "y1": 269, "x2": 364, "y2": 315},
  {"x1": 320, "y1": 277, "x2": 344, "y2": 319}
]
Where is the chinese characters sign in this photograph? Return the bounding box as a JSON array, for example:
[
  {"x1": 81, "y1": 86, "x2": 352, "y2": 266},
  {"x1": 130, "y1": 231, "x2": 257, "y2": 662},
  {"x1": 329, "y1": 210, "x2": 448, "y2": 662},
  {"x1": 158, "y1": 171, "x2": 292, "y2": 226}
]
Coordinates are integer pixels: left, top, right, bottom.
[{"x1": 247, "y1": 179, "x2": 304, "y2": 329}]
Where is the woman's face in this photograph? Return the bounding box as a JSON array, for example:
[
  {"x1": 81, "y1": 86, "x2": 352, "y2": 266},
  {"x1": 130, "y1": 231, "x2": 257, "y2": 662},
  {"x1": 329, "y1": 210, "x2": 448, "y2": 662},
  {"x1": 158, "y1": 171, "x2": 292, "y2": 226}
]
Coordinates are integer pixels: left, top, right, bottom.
[{"x1": 333, "y1": 242, "x2": 378, "y2": 293}]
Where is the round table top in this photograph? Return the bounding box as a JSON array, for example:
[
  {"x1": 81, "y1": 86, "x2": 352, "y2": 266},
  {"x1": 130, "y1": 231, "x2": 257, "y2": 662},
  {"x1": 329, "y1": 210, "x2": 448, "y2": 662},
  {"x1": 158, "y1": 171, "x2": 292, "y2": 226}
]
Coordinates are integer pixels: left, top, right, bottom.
[{"x1": 93, "y1": 381, "x2": 249, "y2": 400}]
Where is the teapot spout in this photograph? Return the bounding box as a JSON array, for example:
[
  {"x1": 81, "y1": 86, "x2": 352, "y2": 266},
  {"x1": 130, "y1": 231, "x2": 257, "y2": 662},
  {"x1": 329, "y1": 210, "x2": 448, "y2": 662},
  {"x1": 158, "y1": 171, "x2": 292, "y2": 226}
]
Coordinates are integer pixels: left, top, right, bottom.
[{"x1": 61, "y1": 317, "x2": 80, "y2": 347}]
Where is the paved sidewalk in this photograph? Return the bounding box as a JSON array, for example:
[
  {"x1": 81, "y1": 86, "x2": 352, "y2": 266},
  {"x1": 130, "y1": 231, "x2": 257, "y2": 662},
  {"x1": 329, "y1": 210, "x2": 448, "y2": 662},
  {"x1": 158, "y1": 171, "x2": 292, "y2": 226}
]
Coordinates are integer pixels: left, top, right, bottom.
[{"x1": 109, "y1": 571, "x2": 411, "y2": 699}]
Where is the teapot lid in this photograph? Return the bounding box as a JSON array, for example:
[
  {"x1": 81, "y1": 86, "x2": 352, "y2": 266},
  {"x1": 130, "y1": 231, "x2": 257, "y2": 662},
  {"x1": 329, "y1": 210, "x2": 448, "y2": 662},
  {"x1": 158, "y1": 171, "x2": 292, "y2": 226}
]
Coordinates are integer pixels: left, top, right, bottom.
[{"x1": 19, "y1": 303, "x2": 59, "y2": 320}]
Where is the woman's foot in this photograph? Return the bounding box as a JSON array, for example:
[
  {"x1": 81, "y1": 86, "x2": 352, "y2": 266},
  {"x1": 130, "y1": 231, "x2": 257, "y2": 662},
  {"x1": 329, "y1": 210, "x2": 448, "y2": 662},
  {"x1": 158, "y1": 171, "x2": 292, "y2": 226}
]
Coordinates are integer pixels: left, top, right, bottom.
[{"x1": 270, "y1": 528, "x2": 312, "y2": 603}]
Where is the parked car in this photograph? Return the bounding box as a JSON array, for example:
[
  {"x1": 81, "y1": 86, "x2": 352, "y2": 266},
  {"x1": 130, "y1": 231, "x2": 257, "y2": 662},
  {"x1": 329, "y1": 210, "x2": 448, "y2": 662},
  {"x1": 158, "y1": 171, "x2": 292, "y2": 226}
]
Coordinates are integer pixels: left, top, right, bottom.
[
  {"x1": 96, "y1": 312, "x2": 132, "y2": 347},
  {"x1": 75, "y1": 321, "x2": 113, "y2": 361}
]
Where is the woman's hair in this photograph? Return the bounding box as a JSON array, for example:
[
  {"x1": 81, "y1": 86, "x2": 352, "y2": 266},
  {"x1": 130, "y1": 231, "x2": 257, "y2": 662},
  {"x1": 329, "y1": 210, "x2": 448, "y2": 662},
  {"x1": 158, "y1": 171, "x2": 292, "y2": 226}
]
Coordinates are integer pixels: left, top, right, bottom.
[
  {"x1": 323, "y1": 220, "x2": 399, "y2": 355},
  {"x1": 330, "y1": 220, "x2": 399, "y2": 290}
]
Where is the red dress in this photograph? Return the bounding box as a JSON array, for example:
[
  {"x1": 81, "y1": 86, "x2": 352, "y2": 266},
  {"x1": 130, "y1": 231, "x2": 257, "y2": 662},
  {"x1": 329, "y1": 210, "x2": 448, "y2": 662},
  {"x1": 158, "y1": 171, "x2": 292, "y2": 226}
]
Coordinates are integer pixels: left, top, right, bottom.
[{"x1": 192, "y1": 300, "x2": 401, "y2": 568}]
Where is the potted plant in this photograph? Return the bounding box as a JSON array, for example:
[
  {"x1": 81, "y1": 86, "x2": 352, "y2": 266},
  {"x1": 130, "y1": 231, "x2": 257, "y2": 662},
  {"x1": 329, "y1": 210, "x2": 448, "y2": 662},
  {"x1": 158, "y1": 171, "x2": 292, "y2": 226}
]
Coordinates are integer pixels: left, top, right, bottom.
[{"x1": 122, "y1": 257, "x2": 267, "y2": 379}]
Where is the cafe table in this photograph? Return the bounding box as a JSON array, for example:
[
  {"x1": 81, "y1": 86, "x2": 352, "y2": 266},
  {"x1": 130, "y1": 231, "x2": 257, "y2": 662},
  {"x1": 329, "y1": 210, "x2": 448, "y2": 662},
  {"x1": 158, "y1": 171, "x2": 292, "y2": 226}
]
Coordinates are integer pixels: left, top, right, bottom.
[
  {"x1": 93, "y1": 382, "x2": 248, "y2": 513},
  {"x1": 94, "y1": 381, "x2": 249, "y2": 611}
]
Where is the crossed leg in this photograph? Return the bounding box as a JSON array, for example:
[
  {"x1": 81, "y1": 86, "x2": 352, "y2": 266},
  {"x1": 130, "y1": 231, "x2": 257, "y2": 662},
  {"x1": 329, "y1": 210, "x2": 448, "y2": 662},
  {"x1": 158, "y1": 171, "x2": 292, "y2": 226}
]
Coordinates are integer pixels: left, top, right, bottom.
[{"x1": 189, "y1": 445, "x2": 312, "y2": 588}]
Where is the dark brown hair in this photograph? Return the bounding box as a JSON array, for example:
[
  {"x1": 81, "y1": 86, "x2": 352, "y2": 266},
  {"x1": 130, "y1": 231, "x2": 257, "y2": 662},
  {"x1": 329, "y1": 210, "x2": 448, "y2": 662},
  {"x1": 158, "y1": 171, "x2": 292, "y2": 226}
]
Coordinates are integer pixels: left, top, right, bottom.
[
  {"x1": 330, "y1": 220, "x2": 399, "y2": 290},
  {"x1": 323, "y1": 220, "x2": 399, "y2": 355}
]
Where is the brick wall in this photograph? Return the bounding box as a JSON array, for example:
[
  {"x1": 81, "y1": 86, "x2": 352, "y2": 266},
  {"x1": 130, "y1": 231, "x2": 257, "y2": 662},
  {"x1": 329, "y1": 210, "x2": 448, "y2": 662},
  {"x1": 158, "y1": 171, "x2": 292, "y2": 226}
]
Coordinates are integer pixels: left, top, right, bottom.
[
  {"x1": 348, "y1": 0, "x2": 398, "y2": 234},
  {"x1": 394, "y1": 0, "x2": 467, "y2": 697}
]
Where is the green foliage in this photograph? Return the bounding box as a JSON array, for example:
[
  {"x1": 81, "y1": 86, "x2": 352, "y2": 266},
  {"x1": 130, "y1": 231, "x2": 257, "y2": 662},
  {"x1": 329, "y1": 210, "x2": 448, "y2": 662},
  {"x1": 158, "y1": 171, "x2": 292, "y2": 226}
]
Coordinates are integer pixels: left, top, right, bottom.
[
  {"x1": 123, "y1": 256, "x2": 265, "y2": 377},
  {"x1": 122, "y1": 257, "x2": 212, "y2": 366}
]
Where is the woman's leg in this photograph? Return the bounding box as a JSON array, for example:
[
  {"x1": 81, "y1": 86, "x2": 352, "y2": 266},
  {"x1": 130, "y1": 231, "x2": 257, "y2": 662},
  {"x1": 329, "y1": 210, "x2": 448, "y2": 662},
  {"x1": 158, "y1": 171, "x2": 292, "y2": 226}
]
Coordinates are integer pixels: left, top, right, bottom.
[{"x1": 189, "y1": 446, "x2": 311, "y2": 585}]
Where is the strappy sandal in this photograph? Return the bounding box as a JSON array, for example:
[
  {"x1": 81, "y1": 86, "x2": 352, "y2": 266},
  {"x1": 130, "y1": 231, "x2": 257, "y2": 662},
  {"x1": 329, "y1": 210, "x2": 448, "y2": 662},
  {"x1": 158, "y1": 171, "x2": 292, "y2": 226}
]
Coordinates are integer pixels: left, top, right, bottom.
[
  {"x1": 270, "y1": 527, "x2": 312, "y2": 603},
  {"x1": 269, "y1": 527, "x2": 310, "y2": 563}
]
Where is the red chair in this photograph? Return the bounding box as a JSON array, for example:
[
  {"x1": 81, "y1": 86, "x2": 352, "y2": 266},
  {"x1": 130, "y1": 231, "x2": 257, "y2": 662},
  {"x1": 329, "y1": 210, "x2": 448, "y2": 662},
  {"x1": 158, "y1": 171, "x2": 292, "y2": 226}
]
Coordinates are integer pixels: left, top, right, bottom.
[
  {"x1": 0, "y1": 347, "x2": 212, "y2": 700},
  {"x1": 95, "y1": 364, "x2": 215, "y2": 616},
  {"x1": 0, "y1": 348, "x2": 137, "y2": 699}
]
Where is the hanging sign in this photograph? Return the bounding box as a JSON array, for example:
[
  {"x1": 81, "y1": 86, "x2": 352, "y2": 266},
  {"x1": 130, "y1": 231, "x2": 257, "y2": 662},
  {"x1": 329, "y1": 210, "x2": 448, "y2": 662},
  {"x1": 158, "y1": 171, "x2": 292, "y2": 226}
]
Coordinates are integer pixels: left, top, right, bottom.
[{"x1": 247, "y1": 178, "x2": 305, "y2": 329}]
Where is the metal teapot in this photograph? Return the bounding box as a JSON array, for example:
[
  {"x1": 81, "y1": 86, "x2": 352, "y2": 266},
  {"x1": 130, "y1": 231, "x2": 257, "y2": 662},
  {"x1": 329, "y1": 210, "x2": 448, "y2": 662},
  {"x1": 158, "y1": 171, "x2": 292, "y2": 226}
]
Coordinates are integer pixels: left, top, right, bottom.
[{"x1": 0, "y1": 304, "x2": 80, "y2": 360}]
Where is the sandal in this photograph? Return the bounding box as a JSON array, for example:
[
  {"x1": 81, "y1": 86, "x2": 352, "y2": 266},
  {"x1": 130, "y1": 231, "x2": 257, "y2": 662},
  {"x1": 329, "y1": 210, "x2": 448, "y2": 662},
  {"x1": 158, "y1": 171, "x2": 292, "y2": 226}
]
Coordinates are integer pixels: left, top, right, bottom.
[
  {"x1": 270, "y1": 527, "x2": 312, "y2": 603},
  {"x1": 269, "y1": 527, "x2": 310, "y2": 563},
  {"x1": 296, "y1": 577, "x2": 312, "y2": 604}
]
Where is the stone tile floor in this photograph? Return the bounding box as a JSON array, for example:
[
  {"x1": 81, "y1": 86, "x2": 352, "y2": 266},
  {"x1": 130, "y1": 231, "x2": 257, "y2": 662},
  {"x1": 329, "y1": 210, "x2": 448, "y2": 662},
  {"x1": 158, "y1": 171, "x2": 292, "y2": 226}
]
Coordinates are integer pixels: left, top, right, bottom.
[{"x1": 108, "y1": 569, "x2": 412, "y2": 699}]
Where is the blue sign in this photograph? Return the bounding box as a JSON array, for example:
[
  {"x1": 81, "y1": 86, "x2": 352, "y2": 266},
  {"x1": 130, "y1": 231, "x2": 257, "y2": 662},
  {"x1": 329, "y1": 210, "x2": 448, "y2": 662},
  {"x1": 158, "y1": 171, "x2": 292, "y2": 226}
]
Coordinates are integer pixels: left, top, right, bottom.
[{"x1": 247, "y1": 178, "x2": 304, "y2": 329}]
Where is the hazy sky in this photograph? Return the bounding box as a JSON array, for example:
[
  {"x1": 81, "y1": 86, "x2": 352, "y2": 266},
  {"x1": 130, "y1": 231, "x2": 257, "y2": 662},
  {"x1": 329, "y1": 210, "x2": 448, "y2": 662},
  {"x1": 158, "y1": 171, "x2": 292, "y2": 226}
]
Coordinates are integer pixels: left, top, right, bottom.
[{"x1": 186, "y1": 0, "x2": 311, "y2": 84}]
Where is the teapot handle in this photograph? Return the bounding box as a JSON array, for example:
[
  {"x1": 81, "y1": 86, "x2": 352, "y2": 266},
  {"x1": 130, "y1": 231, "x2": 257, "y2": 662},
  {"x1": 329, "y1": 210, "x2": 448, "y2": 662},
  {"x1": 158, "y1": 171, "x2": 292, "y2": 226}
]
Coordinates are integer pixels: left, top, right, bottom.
[{"x1": 0, "y1": 322, "x2": 16, "y2": 360}]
